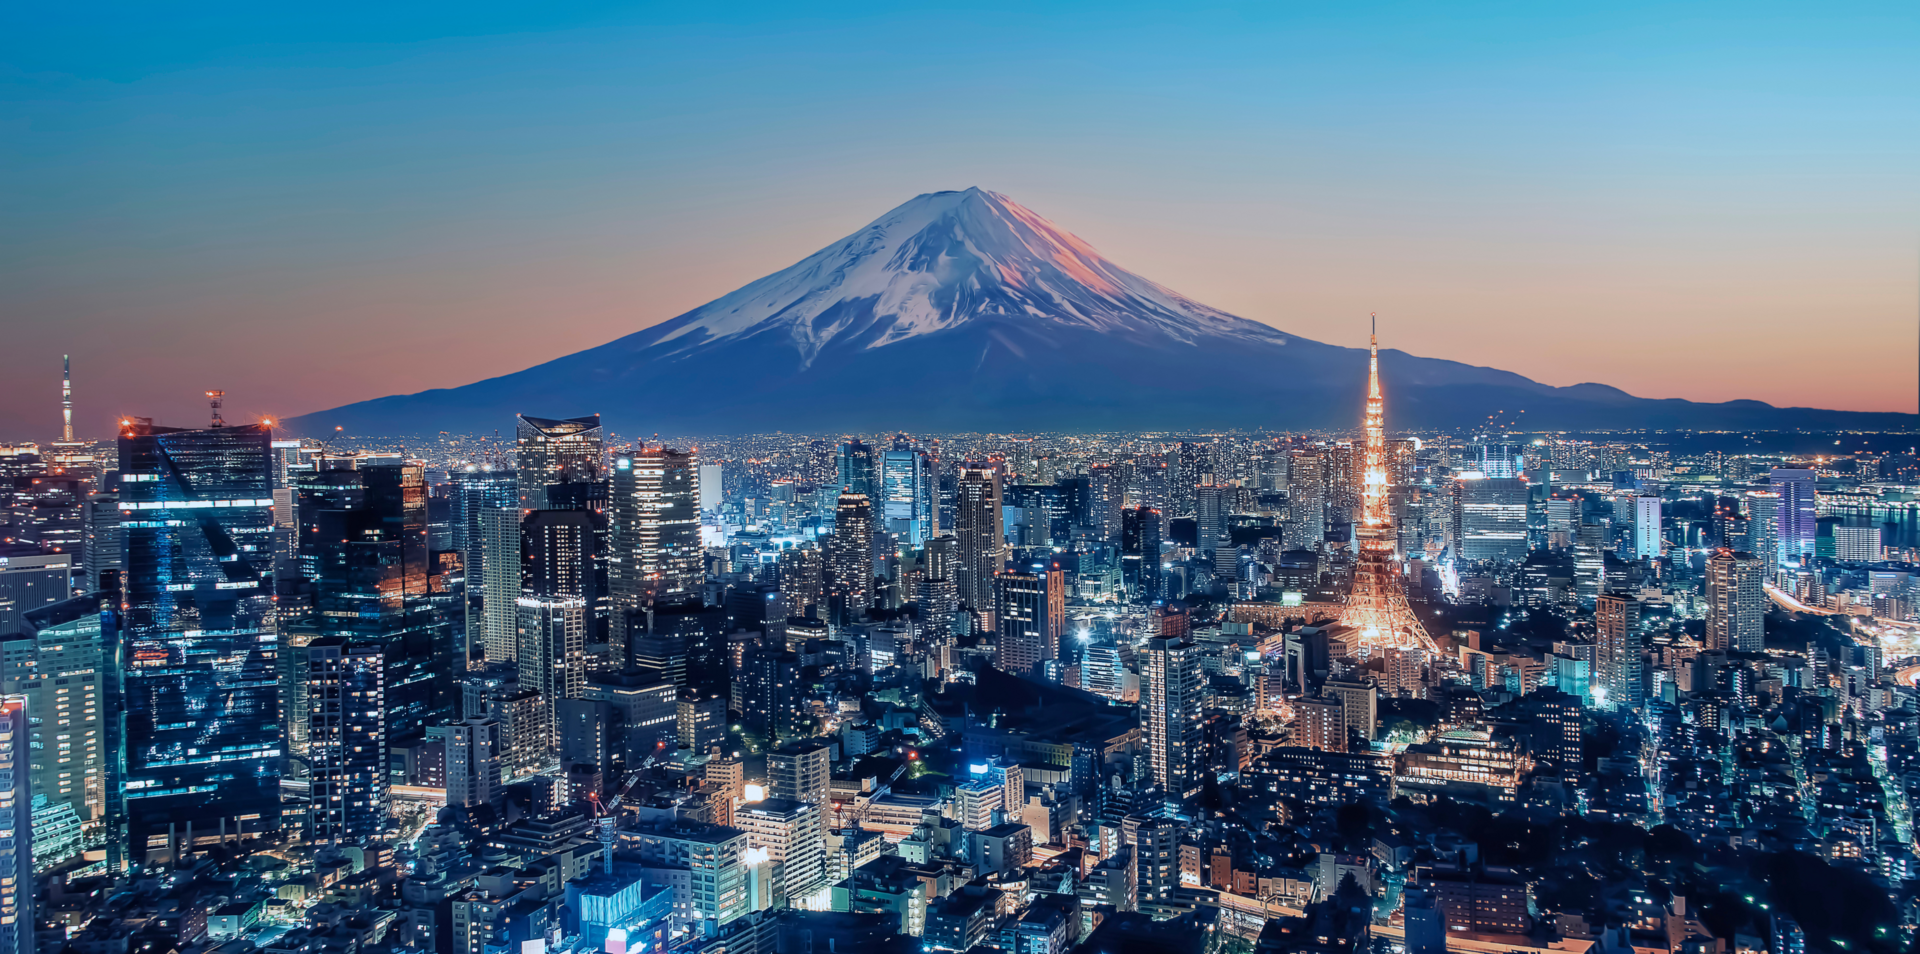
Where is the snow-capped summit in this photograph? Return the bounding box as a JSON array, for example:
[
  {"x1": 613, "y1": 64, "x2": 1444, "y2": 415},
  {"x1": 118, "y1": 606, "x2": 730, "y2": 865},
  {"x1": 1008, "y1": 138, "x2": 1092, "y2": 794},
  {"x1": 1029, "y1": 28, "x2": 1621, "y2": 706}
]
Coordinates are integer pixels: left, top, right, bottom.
[
  {"x1": 290, "y1": 190, "x2": 1910, "y2": 435},
  {"x1": 641, "y1": 187, "x2": 1289, "y2": 367}
]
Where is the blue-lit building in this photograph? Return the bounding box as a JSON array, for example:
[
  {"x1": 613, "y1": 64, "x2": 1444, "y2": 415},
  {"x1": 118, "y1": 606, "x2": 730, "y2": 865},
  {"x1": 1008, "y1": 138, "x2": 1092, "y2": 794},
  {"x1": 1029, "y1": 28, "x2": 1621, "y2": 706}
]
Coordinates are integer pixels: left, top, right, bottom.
[
  {"x1": 118, "y1": 419, "x2": 282, "y2": 866},
  {"x1": 292, "y1": 456, "x2": 457, "y2": 742},
  {"x1": 834, "y1": 441, "x2": 875, "y2": 501},
  {"x1": 879, "y1": 449, "x2": 932, "y2": 546},
  {"x1": 566, "y1": 869, "x2": 673, "y2": 953}
]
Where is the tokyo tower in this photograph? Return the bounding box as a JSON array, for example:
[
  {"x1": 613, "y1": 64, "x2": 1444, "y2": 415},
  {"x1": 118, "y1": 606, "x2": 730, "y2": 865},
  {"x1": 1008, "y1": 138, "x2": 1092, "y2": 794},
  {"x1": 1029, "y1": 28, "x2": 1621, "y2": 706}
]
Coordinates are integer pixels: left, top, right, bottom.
[{"x1": 1338, "y1": 318, "x2": 1434, "y2": 653}]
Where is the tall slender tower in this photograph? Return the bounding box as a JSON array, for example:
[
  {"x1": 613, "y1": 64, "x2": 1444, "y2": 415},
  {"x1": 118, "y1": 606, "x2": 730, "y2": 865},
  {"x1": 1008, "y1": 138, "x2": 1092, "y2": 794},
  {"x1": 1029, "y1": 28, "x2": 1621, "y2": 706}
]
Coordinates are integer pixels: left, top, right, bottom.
[
  {"x1": 1338, "y1": 318, "x2": 1434, "y2": 653},
  {"x1": 62, "y1": 354, "x2": 73, "y2": 442}
]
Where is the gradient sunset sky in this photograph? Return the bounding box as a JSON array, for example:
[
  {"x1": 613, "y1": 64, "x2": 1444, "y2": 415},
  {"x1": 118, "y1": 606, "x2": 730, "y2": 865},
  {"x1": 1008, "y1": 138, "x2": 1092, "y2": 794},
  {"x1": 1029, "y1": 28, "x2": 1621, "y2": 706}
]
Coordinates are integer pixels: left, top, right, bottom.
[{"x1": 3, "y1": 1, "x2": 1916, "y2": 439}]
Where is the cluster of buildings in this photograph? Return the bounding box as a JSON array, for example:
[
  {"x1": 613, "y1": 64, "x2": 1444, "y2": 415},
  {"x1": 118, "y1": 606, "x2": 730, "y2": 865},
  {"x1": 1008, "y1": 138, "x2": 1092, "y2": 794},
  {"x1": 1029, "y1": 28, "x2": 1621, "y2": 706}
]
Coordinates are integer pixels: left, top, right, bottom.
[{"x1": 0, "y1": 349, "x2": 1917, "y2": 954}]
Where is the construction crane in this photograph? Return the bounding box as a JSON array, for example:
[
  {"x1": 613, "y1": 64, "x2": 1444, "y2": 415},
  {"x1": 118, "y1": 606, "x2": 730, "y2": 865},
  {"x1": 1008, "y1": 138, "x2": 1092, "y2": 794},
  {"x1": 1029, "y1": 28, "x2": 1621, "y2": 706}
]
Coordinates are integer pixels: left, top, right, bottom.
[
  {"x1": 845, "y1": 761, "x2": 910, "y2": 829},
  {"x1": 594, "y1": 747, "x2": 661, "y2": 874}
]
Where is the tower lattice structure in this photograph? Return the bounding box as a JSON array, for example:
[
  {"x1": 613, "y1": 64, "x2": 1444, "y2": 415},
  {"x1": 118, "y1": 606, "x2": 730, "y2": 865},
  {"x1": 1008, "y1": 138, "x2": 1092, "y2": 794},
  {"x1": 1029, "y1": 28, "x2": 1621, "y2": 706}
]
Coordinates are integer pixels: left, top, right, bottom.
[{"x1": 1337, "y1": 319, "x2": 1434, "y2": 653}]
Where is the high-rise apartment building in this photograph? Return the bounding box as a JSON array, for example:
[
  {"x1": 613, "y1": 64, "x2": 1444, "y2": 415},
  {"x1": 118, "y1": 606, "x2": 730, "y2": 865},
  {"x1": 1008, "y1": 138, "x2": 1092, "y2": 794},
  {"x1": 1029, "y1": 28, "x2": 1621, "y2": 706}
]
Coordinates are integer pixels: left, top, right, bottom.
[
  {"x1": 827, "y1": 492, "x2": 875, "y2": 618},
  {"x1": 954, "y1": 468, "x2": 1004, "y2": 626},
  {"x1": 736, "y1": 798, "x2": 826, "y2": 905},
  {"x1": 306, "y1": 638, "x2": 387, "y2": 844},
  {"x1": 118, "y1": 419, "x2": 281, "y2": 865},
  {"x1": 1295, "y1": 695, "x2": 1347, "y2": 752},
  {"x1": 768, "y1": 739, "x2": 831, "y2": 807},
  {"x1": 1769, "y1": 469, "x2": 1817, "y2": 564},
  {"x1": 515, "y1": 414, "x2": 603, "y2": 511},
  {"x1": 992, "y1": 562, "x2": 1065, "y2": 677},
  {"x1": 1, "y1": 595, "x2": 110, "y2": 861},
  {"x1": 1705, "y1": 549, "x2": 1765, "y2": 652},
  {"x1": 516, "y1": 596, "x2": 586, "y2": 762},
  {"x1": 1174, "y1": 442, "x2": 1210, "y2": 518},
  {"x1": 1325, "y1": 679, "x2": 1378, "y2": 745},
  {"x1": 479, "y1": 508, "x2": 522, "y2": 668},
  {"x1": 1120, "y1": 507, "x2": 1162, "y2": 603},
  {"x1": 1594, "y1": 593, "x2": 1643, "y2": 710},
  {"x1": 1744, "y1": 491, "x2": 1780, "y2": 567},
  {"x1": 1195, "y1": 483, "x2": 1232, "y2": 551},
  {"x1": 1284, "y1": 449, "x2": 1325, "y2": 550},
  {"x1": 0, "y1": 696, "x2": 31, "y2": 954},
  {"x1": 1087, "y1": 463, "x2": 1124, "y2": 543},
  {"x1": 1142, "y1": 635, "x2": 1202, "y2": 799},
  {"x1": 429, "y1": 718, "x2": 503, "y2": 809}
]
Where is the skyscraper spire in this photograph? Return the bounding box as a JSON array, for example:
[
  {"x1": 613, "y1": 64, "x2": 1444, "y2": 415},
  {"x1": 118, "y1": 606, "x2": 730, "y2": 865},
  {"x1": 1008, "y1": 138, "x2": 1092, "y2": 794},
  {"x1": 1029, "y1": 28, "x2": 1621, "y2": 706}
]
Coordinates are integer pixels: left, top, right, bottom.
[
  {"x1": 1338, "y1": 317, "x2": 1433, "y2": 653},
  {"x1": 61, "y1": 354, "x2": 73, "y2": 443}
]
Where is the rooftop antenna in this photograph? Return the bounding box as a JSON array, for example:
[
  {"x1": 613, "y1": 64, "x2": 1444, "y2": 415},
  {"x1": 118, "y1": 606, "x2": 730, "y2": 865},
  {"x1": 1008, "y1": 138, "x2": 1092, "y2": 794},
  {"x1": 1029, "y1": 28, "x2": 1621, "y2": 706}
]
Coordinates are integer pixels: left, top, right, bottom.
[
  {"x1": 61, "y1": 355, "x2": 74, "y2": 443},
  {"x1": 206, "y1": 390, "x2": 226, "y2": 428}
]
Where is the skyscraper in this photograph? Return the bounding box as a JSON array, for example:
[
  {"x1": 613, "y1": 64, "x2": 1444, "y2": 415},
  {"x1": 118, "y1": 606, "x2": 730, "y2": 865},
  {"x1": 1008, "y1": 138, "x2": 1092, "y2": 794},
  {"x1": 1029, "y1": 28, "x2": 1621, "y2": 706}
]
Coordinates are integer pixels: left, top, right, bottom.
[
  {"x1": 306, "y1": 638, "x2": 387, "y2": 844},
  {"x1": 517, "y1": 505, "x2": 596, "y2": 759},
  {"x1": 119, "y1": 419, "x2": 282, "y2": 866},
  {"x1": 954, "y1": 468, "x2": 1004, "y2": 626},
  {"x1": 516, "y1": 595, "x2": 586, "y2": 762},
  {"x1": 1174, "y1": 442, "x2": 1210, "y2": 518},
  {"x1": 1284, "y1": 449, "x2": 1325, "y2": 550},
  {"x1": 1142, "y1": 635, "x2": 1202, "y2": 800},
  {"x1": 0, "y1": 696, "x2": 31, "y2": 954},
  {"x1": 1195, "y1": 482, "x2": 1232, "y2": 551},
  {"x1": 1769, "y1": 468, "x2": 1817, "y2": 564},
  {"x1": 449, "y1": 466, "x2": 517, "y2": 664},
  {"x1": 292, "y1": 456, "x2": 453, "y2": 740},
  {"x1": 992, "y1": 563, "x2": 1064, "y2": 677},
  {"x1": 1593, "y1": 593, "x2": 1643, "y2": 710},
  {"x1": 1744, "y1": 491, "x2": 1780, "y2": 567},
  {"x1": 835, "y1": 440, "x2": 876, "y2": 500},
  {"x1": 429, "y1": 718, "x2": 503, "y2": 809},
  {"x1": 826, "y1": 492, "x2": 875, "y2": 619},
  {"x1": 1087, "y1": 463, "x2": 1123, "y2": 543},
  {"x1": 1338, "y1": 326, "x2": 1434, "y2": 652},
  {"x1": 522, "y1": 508, "x2": 599, "y2": 604},
  {"x1": 1, "y1": 596, "x2": 110, "y2": 857},
  {"x1": 1120, "y1": 507, "x2": 1162, "y2": 603},
  {"x1": 479, "y1": 508, "x2": 522, "y2": 667},
  {"x1": 1630, "y1": 496, "x2": 1662, "y2": 561},
  {"x1": 879, "y1": 448, "x2": 933, "y2": 546},
  {"x1": 515, "y1": 414, "x2": 603, "y2": 511},
  {"x1": 1454, "y1": 475, "x2": 1529, "y2": 563},
  {"x1": 609, "y1": 448, "x2": 703, "y2": 642},
  {"x1": 1705, "y1": 549, "x2": 1766, "y2": 652}
]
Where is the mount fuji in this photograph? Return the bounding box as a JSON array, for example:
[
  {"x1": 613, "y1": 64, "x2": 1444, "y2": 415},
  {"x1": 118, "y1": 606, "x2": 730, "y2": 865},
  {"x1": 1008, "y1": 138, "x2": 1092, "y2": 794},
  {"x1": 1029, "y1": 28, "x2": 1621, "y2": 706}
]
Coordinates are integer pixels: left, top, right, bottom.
[{"x1": 292, "y1": 188, "x2": 1911, "y2": 435}]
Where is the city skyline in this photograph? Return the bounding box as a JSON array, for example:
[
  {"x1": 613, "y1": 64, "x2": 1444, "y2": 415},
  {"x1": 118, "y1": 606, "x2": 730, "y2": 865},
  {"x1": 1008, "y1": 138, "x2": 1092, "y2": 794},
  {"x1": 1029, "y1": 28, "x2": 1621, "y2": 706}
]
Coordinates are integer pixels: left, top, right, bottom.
[
  {"x1": 8, "y1": 5, "x2": 1920, "y2": 952},
  {"x1": 4, "y1": 2, "x2": 1919, "y2": 439}
]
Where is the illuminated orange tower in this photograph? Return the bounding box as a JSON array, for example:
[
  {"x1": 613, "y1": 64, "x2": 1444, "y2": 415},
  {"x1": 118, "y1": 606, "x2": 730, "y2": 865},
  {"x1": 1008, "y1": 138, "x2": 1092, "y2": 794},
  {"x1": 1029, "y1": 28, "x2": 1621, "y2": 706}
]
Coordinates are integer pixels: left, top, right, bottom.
[{"x1": 1338, "y1": 317, "x2": 1433, "y2": 653}]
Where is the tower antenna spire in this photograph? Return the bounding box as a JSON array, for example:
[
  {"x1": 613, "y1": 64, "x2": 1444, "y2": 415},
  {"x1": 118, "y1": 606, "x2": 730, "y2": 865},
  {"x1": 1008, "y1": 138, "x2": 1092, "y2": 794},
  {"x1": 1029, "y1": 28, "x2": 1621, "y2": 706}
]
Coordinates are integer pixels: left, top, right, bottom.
[
  {"x1": 61, "y1": 355, "x2": 73, "y2": 443},
  {"x1": 206, "y1": 390, "x2": 226, "y2": 428}
]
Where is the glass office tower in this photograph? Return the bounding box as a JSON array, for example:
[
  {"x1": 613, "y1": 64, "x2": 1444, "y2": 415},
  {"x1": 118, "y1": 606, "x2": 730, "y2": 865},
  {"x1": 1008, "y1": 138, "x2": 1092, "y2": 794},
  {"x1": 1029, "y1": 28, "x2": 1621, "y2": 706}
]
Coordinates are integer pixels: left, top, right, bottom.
[
  {"x1": 293, "y1": 456, "x2": 455, "y2": 742},
  {"x1": 118, "y1": 419, "x2": 281, "y2": 866}
]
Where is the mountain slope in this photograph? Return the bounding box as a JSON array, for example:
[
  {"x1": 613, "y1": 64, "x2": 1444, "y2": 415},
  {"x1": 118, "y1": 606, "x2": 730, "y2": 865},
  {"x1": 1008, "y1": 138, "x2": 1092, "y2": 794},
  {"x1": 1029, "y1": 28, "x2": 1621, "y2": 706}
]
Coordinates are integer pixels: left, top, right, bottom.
[{"x1": 290, "y1": 188, "x2": 1913, "y2": 436}]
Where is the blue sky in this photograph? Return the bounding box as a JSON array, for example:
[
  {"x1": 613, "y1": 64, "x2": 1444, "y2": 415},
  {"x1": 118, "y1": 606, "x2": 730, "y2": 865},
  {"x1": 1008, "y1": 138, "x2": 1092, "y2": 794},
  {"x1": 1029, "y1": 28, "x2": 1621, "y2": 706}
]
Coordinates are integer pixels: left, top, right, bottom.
[{"x1": 2, "y1": 1, "x2": 1915, "y2": 436}]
